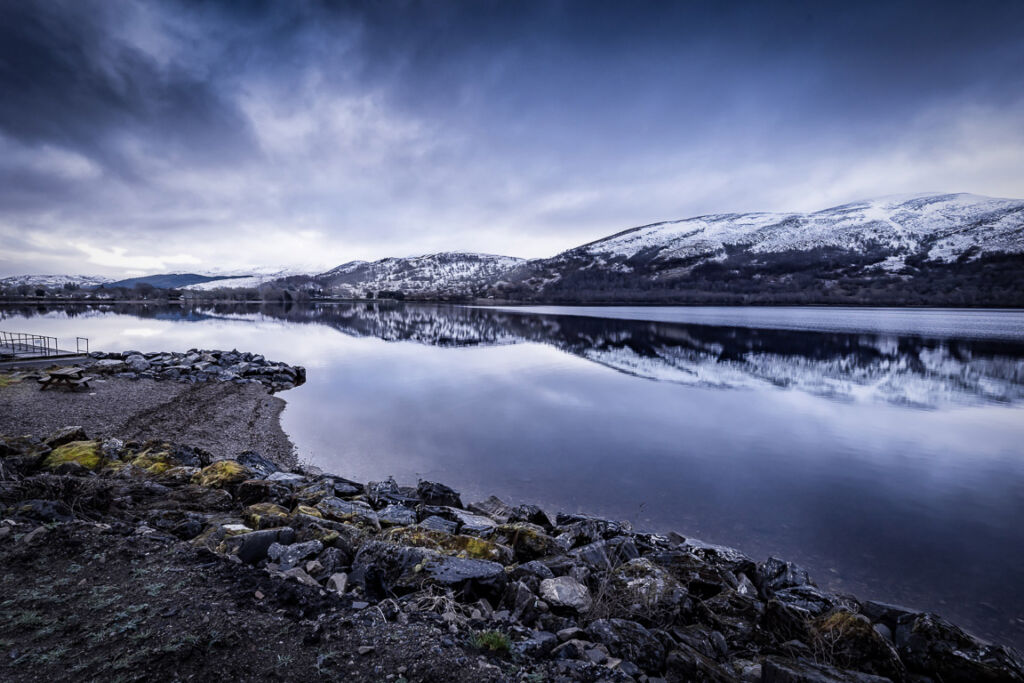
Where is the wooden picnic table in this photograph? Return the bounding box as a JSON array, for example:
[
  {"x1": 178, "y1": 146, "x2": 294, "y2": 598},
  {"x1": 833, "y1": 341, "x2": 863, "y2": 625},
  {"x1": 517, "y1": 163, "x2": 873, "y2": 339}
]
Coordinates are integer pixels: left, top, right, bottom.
[{"x1": 39, "y1": 367, "x2": 95, "y2": 391}]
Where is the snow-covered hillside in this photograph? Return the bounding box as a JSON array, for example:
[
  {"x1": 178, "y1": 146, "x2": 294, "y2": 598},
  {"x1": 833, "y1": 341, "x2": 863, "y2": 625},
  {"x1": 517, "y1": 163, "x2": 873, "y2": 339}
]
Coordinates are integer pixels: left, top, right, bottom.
[
  {"x1": 572, "y1": 193, "x2": 1024, "y2": 266},
  {"x1": 0, "y1": 274, "x2": 114, "y2": 288},
  {"x1": 182, "y1": 268, "x2": 317, "y2": 291},
  {"x1": 317, "y1": 252, "x2": 526, "y2": 297}
]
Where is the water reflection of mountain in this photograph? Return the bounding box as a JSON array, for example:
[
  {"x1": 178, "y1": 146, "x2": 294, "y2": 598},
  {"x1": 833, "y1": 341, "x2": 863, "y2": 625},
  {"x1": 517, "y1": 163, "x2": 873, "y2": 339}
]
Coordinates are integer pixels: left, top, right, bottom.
[{"x1": 7, "y1": 302, "x2": 1024, "y2": 408}]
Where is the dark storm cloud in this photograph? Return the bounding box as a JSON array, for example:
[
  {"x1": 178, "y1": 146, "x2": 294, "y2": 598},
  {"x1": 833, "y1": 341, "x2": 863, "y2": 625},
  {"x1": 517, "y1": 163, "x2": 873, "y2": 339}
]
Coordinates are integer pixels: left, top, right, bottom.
[
  {"x1": 1, "y1": 0, "x2": 1023, "y2": 275},
  {"x1": 0, "y1": 0, "x2": 256, "y2": 179}
]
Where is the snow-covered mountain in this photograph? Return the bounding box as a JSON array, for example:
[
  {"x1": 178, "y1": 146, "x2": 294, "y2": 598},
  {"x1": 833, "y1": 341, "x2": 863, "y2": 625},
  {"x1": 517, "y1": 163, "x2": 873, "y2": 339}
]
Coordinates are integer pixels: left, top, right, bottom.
[
  {"x1": 8, "y1": 193, "x2": 1021, "y2": 304},
  {"x1": 316, "y1": 252, "x2": 526, "y2": 297},
  {"x1": 569, "y1": 193, "x2": 1022, "y2": 267},
  {"x1": 497, "y1": 193, "x2": 1024, "y2": 304},
  {"x1": 0, "y1": 274, "x2": 114, "y2": 288},
  {"x1": 182, "y1": 268, "x2": 318, "y2": 291}
]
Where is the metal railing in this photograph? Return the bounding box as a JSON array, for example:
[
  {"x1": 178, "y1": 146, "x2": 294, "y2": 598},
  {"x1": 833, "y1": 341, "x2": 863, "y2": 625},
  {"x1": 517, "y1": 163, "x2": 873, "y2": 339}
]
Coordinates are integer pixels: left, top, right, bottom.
[{"x1": 0, "y1": 331, "x2": 62, "y2": 358}]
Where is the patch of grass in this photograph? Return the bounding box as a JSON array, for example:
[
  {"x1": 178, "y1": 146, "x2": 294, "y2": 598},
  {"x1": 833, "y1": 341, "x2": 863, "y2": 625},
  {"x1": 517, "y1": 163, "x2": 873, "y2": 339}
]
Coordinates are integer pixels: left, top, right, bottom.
[{"x1": 471, "y1": 629, "x2": 510, "y2": 653}]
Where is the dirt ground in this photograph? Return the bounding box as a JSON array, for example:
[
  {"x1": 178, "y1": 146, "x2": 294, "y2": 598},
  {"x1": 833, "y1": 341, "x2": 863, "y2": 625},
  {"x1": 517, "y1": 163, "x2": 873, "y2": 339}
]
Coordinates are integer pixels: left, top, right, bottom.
[
  {"x1": 0, "y1": 370, "x2": 296, "y2": 467},
  {"x1": 0, "y1": 522, "x2": 518, "y2": 683}
]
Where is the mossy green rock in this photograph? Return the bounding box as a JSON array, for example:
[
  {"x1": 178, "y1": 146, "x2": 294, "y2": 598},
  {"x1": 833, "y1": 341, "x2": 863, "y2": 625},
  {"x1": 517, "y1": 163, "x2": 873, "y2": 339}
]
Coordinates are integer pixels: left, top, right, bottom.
[
  {"x1": 43, "y1": 440, "x2": 103, "y2": 471},
  {"x1": 495, "y1": 522, "x2": 558, "y2": 561},
  {"x1": 244, "y1": 502, "x2": 290, "y2": 529},
  {"x1": 382, "y1": 526, "x2": 513, "y2": 563},
  {"x1": 191, "y1": 460, "x2": 253, "y2": 489},
  {"x1": 128, "y1": 448, "x2": 178, "y2": 475}
]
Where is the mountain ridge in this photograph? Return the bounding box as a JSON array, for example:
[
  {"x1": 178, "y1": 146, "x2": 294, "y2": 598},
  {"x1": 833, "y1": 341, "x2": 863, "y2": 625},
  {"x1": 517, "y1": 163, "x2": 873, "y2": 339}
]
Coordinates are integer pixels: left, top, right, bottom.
[{"x1": 5, "y1": 193, "x2": 1023, "y2": 305}]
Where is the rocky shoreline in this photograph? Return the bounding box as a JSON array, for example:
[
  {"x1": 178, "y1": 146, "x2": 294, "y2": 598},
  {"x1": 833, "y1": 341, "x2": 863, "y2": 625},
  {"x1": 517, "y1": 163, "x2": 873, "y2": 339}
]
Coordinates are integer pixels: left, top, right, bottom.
[
  {"x1": 83, "y1": 349, "x2": 307, "y2": 393},
  {"x1": 2, "y1": 354, "x2": 1023, "y2": 681}
]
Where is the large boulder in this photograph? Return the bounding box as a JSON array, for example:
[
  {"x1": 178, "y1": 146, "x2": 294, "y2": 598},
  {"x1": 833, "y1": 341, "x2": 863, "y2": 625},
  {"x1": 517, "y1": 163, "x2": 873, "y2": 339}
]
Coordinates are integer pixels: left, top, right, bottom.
[
  {"x1": 761, "y1": 656, "x2": 894, "y2": 682},
  {"x1": 494, "y1": 522, "x2": 559, "y2": 562},
  {"x1": 268, "y1": 539, "x2": 323, "y2": 570},
  {"x1": 42, "y1": 440, "x2": 104, "y2": 472},
  {"x1": 44, "y1": 426, "x2": 88, "y2": 448},
  {"x1": 416, "y1": 480, "x2": 462, "y2": 508},
  {"x1": 585, "y1": 618, "x2": 666, "y2": 674},
  {"x1": 236, "y1": 451, "x2": 279, "y2": 478},
  {"x1": 381, "y1": 525, "x2": 512, "y2": 563},
  {"x1": 221, "y1": 527, "x2": 296, "y2": 564},
  {"x1": 540, "y1": 576, "x2": 592, "y2": 614},
  {"x1": 610, "y1": 557, "x2": 688, "y2": 621},
  {"x1": 759, "y1": 556, "x2": 815, "y2": 593},
  {"x1": 191, "y1": 460, "x2": 254, "y2": 491},
  {"x1": 895, "y1": 613, "x2": 1024, "y2": 682},
  {"x1": 352, "y1": 541, "x2": 507, "y2": 601}
]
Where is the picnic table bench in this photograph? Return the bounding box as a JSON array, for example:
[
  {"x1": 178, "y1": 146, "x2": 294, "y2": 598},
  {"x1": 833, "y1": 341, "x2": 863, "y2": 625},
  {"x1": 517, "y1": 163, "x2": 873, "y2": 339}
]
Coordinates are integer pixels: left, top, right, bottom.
[{"x1": 38, "y1": 367, "x2": 95, "y2": 391}]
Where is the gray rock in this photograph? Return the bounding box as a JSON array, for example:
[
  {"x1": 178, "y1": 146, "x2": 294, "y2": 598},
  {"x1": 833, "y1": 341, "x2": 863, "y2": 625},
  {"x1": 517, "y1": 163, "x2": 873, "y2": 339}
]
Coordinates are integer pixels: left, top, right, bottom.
[
  {"x1": 125, "y1": 355, "x2": 151, "y2": 372},
  {"x1": 236, "y1": 451, "x2": 279, "y2": 478},
  {"x1": 859, "y1": 599, "x2": 921, "y2": 627},
  {"x1": 895, "y1": 612, "x2": 1024, "y2": 683},
  {"x1": 570, "y1": 537, "x2": 640, "y2": 569},
  {"x1": 416, "y1": 480, "x2": 462, "y2": 508},
  {"x1": 316, "y1": 497, "x2": 380, "y2": 529},
  {"x1": 282, "y1": 567, "x2": 321, "y2": 588},
  {"x1": 515, "y1": 630, "x2": 558, "y2": 657},
  {"x1": 45, "y1": 426, "x2": 88, "y2": 448},
  {"x1": 761, "y1": 656, "x2": 892, "y2": 682},
  {"x1": 586, "y1": 618, "x2": 665, "y2": 674},
  {"x1": 267, "y1": 471, "x2": 306, "y2": 485},
  {"x1": 445, "y1": 507, "x2": 497, "y2": 535},
  {"x1": 378, "y1": 504, "x2": 418, "y2": 527},
  {"x1": 540, "y1": 576, "x2": 592, "y2": 613},
  {"x1": 268, "y1": 539, "x2": 323, "y2": 570},
  {"x1": 759, "y1": 556, "x2": 815, "y2": 592},
  {"x1": 468, "y1": 496, "x2": 515, "y2": 524},
  {"x1": 419, "y1": 515, "x2": 458, "y2": 534},
  {"x1": 223, "y1": 527, "x2": 296, "y2": 564},
  {"x1": 326, "y1": 572, "x2": 348, "y2": 595},
  {"x1": 557, "y1": 627, "x2": 586, "y2": 642}
]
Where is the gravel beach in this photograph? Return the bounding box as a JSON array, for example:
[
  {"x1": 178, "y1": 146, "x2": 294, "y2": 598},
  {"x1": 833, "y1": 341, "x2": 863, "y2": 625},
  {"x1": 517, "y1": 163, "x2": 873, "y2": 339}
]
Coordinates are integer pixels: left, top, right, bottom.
[{"x1": 0, "y1": 370, "x2": 295, "y2": 466}]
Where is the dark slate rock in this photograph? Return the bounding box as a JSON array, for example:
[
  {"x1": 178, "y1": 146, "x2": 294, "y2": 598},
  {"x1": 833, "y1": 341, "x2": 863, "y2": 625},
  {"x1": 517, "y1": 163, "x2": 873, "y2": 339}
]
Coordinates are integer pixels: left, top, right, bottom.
[
  {"x1": 236, "y1": 479, "x2": 293, "y2": 506},
  {"x1": 416, "y1": 480, "x2": 463, "y2": 508},
  {"x1": 377, "y1": 504, "x2": 418, "y2": 527},
  {"x1": 759, "y1": 556, "x2": 815, "y2": 593},
  {"x1": 44, "y1": 426, "x2": 88, "y2": 448},
  {"x1": 859, "y1": 600, "x2": 921, "y2": 628},
  {"x1": 774, "y1": 585, "x2": 840, "y2": 617},
  {"x1": 586, "y1": 618, "x2": 666, "y2": 674},
  {"x1": 895, "y1": 613, "x2": 1024, "y2": 683},
  {"x1": 761, "y1": 656, "x2": 893, "y2": 682},
  {"x1": 570, "y1": 537, "x2": 640, "y2": 569},
  {"x1": 515, "y1": 630, "x2": 558, "y2": 657},
  {"x1": 512, "y1": 560, "x2": 555, "y2": 581},
  {"x1": 419, "y1": 515, "x2": 459, "y2": 534},
  {"x1": 223, "y1": 527, "x2": 297, "y2": 564},
  {"x1": 236, "y1": 451, "x2": 279, "y2": 478},
  {"x1": 12, "y1": 498, "x2": 73, "y2": 523},
  {"x1": 268, "y1": 539, "x2": 323, "y2": 570},
  {"x1": 665, "y1": 643, "x2": 737, "y2": 682},
  {"x1": 468, "y1": 495, "x2": 515, "y2": 524}
]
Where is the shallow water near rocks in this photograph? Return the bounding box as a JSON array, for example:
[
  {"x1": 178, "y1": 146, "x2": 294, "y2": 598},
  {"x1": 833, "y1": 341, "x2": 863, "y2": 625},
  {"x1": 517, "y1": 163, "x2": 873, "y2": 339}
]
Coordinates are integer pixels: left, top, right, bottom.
[{"x1": 3, "y1": 302, "x2": 1024, "y2": 648}]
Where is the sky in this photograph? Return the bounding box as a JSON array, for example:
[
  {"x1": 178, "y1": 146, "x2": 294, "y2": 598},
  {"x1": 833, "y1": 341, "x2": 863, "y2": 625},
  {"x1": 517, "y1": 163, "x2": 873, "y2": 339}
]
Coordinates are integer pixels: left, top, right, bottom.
[{"x1": 1, "y1": 0, "x2": 1023, "y2": 277}]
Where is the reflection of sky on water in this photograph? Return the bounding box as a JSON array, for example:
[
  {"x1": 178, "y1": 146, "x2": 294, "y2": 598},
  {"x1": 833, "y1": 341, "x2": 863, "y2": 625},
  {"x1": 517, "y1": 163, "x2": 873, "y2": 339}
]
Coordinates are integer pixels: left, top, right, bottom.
[{"x1": 3, "y1": 303, "x2": 1024, "y2": 647}]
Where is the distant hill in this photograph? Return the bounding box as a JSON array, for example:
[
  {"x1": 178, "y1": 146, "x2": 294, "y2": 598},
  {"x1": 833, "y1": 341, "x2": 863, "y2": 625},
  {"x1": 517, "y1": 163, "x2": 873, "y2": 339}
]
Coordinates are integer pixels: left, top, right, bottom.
[
  {"x1": 0, "y1": 274, "x2": 113, "y2": 289},
  {"x1": 315, "y1": 252, "x2": 526, "y2": 298},
  {"x1": 304, "y1": 193, "x2": 1023, "y2": 305},
  {"x1": 16, "y1": 193, "x2": 1024, "y2": 305},
  {"x1": 104, "y1": 273, "x2": 252, "y2": 289}
]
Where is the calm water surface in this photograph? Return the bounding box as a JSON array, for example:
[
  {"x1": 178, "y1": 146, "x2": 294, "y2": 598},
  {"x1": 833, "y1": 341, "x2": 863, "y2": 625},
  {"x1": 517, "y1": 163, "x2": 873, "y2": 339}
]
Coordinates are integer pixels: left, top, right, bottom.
[{"x1": 3, "y1": 302, "x2": 1024, "y2": 647}]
